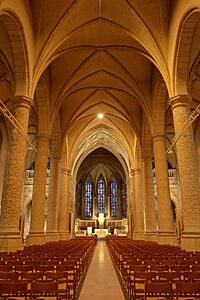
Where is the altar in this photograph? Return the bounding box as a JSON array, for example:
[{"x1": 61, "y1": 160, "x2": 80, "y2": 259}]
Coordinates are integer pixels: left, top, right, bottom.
[{"x1": 95, "y1": 228, "x2": 108, "y2": 238}]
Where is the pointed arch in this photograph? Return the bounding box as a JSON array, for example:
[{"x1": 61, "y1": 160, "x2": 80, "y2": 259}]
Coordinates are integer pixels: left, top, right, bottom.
[
  {"x1": 0, "y1": 11, "x2": 30, "y2": 95},
  {"x1": 152, "y1": 79, "x2": 168, "y2": 135},
  {"x1": 173, "y1": 9, "x2": 200, "y2": 95},
  {"x1": 35, "y1": 78, "x2": 50, "y2": 135}
]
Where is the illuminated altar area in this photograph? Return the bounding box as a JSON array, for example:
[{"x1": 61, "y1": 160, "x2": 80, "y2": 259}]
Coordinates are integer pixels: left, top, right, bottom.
[
  {"x1": 75, "y1": 148, "x2": 128, "y2": 237},
  {"x1": 75, "y1": 217, "x2": 128, "y2": 237}
]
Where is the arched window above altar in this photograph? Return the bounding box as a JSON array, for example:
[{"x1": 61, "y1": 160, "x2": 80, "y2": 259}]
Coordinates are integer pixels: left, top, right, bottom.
[
  {"x1": 85, "y1": 178, "x2": 93, "y2": 217},
  {"x1": 97, "y1": 177, "x2": 106, "y2": 214}
]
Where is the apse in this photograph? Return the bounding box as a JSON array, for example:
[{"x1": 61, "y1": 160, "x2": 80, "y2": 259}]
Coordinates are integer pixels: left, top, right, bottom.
[{"x1": 75, "y1": 147, "x2": 128, "y2": 236}]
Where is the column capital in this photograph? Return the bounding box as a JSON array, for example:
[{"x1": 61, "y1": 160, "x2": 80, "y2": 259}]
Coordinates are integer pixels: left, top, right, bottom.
[
  {"x1": 131, "y1": 168, "x2": 142, "y2": 176},
  {"x1": 142, "y1": 155, "x2": 153, "y2": 162},
  {"x1": 50, "y1": 157, "x2": 60, "y2": 161},
  {"x1": 49, "y1": 154, "x2": 61, "y2": 162},
  {"x1": 12, "y1": 96, "x2": 33, "y2": 109},
  {"x1": 169, "y1": 95, "x2": 191, "y2": 110},
  {"x1": 37, "y1": 133, "x2": 50, "y2": 140},
  {"x1": 60, "y1": 167, "x2": 68, "y2": 174},
  {"x1": 133, "y1": 159, "x2": 143, "y2": 169},
  {"x1": 152, "y1": 134, "x2": 165, "y2": 142},
  {"x1": 67, "y1": 169, "x2": 71, "y2": 176}
]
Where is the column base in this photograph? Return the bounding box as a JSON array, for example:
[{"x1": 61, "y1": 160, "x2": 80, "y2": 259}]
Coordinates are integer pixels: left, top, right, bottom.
[
  {"x1": 0, "y1": 233, "x2": 23, "y2": 252},
  {"x1": 71, "y1": 232, "x2": 76, "y2": 239},
  {"x1": 46, "y1": 232, "x2": 59, "y2": 242},
  {"x1": 133, "y1": 232, "x2": 145, "y2": 240},
  {"x1": 58, "y1": 232, "x2": 70, "y2": 240},
  {"x1": 25, "y1": 232, "x2": 46, "y2": 246},
  {"x1": 181, "y1": 232, "x2": 200, "y2": 251},
  {"x1": 127, "y1": 231, "x2": 133, "y2": 238},
  {"x1": 144, "y1": 231, "x2": 158, "y2": 242},
  {"x1": 157, "y1": 232, "x2": 177, "y2": 245}
]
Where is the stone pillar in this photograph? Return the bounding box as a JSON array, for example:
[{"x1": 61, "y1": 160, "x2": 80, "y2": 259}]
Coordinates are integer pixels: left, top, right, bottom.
[
  {"x1": 70, "y1": 175, "x2": 76, "y2": 239},
  {"x1": 0, "y1": 126, "x2": 7, "y2": 208},
  {"x1": 0, "y1": 96, "x2": 32, "y2": 251},
  {"x1": 153, "y1": 135, "x2": 176, "y2": 244},
  {"x1": 26, "y1": 134, "x2": 49, "y2": 245},
  {"x1": 143, "y1": 157, "x2": 157, "y2": 241},
  {"x1": 127, "y1": 210, "x2": 133, "y2": 238},
  {"x1": 169, "y1": 95, "x2": 200, "y2": 250},
  {"x1": 57, "y1": 168, "x2": 70, "y2": 240},
  {"x1": 46, "y1": 158, "x2": 60, "y2": 241},
  {"x1": 126, "y1": 177, "x2": 133, "y2": 238},
  {"x1": 131, "y1": 165, "x2": 144, "y2": 240}
]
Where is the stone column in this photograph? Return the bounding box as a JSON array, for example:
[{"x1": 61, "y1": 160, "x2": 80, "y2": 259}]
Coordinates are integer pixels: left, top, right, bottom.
[
  {"x1": 0, "y1": 126, "x2": 7, "y2": 208},
  {"x1": 153, "y1": 135, "x2": 175, "y2": 244},
  {"x1": 26, "y1": 134, "x2": 49, "y2": 245},
  {"x1": 131, "y1": 166, "x2": 144, "y2": 239},
  {"x1": 70, "y1": 175, "x2": 76, "y2": 239},
  {"x1": 127, "y1": 210, "x2": 133, "y2": 238},
  {"x1": 0, "y1": 96, "x2": 32, "y2": 251},
  {"x1": 169, "y1": 95, "x2": 200, "y2": 250},
  {"x1": 142, "y1": 157, "x2": 157, "y2": 241},
  {"x1": 46, "y1": 158, "x2": 60, "y2": 241},
  {"x1": 126, "y1": 176, "x2": 133, "y2": 238},
  {"x1": 57, "y1": 168, "x2": 70, "y2": 240}
]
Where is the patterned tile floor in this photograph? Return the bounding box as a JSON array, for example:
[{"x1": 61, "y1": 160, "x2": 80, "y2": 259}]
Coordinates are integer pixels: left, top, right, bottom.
[{"x1": 78, "y1": 239, "x2": 125, "y2": 300}]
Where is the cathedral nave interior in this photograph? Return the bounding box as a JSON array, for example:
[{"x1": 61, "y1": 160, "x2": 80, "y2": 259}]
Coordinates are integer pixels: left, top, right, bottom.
[{"x1": 0, "y1": 0, "x2": 200, "y2": 254}]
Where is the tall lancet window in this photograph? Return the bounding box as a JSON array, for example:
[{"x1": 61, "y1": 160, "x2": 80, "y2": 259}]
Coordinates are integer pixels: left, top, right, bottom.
[
  {"x1": 97, "y1": 178, "x2": 106, "y2": 214},
  {"x1": 85, "y1": 179, "x2": 93, "y2": 217},
  {"x1": 76, "y1": 180, "x2": 82, "y2": 218},
  {"x1": 110, "y1": 178, "x2": 118, "y2": 217},
  {"x1": 121, "y1": 180, "x2": 127, "y2": 217}
]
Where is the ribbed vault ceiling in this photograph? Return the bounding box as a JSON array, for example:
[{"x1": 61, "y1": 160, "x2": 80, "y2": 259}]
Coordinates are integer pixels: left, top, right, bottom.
[
  {"x1": 1, "y1": 0, "x2": 200, "y2": 175},
  {"x1": 28, "y1": 0, "x2": 200, "y2": 171},
  {"x1": 30, "y1": 0, "x2": 165, "y2": 169}
]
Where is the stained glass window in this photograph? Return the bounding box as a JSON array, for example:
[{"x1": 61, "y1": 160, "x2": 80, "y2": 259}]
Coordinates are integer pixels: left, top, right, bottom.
[
  {"x1": 97, "y1": 178, "x2": 106, "y2": 214},
  {"x1": 76, "y1": 180, "x2": 82, "y2": 218},
  {"x1": 121, "y1": 180, "x2": 127, "y2": 217},
  {"x1": 110, "y1": 178, "x2": 118, "y2": 217},
  {"x1": 85, "y1": 179, "x2": 93, "y2": 217}
]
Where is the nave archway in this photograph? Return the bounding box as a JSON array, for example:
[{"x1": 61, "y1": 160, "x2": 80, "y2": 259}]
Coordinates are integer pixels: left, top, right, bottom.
[{"x1": 74, "y1": 147, "x2": 128, "y2": 236}]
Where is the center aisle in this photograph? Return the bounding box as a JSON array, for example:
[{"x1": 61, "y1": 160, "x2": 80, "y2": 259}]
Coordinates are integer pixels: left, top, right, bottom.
[{"x1": 78, "y1": 239, "x2": 125, "y2": 300}]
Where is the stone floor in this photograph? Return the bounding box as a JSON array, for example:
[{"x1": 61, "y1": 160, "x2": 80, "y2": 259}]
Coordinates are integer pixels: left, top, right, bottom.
[{"x1": 78, "y1": 239, "x2": 125, "y2": 300}]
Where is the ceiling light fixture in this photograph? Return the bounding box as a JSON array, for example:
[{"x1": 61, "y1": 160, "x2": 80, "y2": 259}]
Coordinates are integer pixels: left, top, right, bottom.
[{"x1": 97, "y1": 113, "x2": 104, "y2": 119}]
